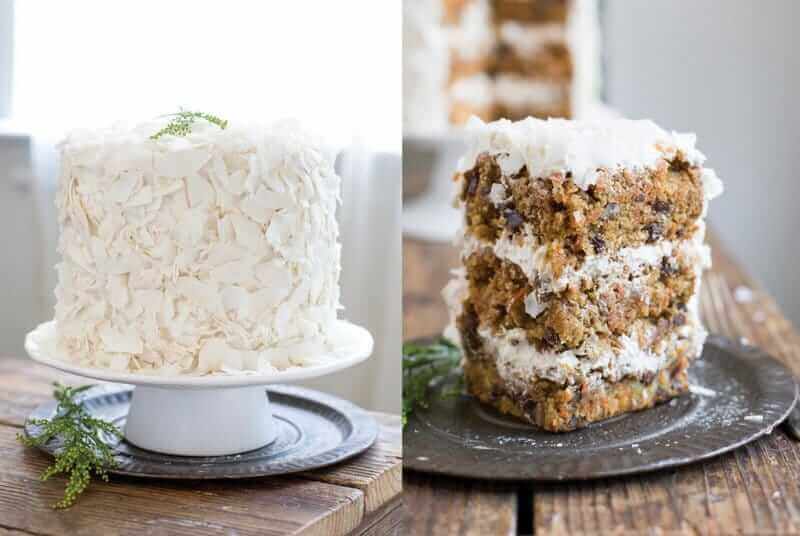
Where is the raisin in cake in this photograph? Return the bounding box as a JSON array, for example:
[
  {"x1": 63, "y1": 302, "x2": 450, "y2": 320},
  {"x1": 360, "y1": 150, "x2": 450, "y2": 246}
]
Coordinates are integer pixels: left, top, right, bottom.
[
  {"x1": 444, "y1": 117, "x2": 724, "y2": 431},
  {"x1": 54, "y1": 119, "x2": 341, "y2": 375},
  {"x1": 403, "y1": 0, "x2": 600, "y2": 135}
]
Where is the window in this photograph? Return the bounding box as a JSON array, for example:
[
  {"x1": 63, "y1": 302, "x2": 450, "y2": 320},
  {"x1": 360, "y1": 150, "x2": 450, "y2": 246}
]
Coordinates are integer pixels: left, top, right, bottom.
[{"x1": 10, "y1": 0, "x2": 400, "y2": 153}]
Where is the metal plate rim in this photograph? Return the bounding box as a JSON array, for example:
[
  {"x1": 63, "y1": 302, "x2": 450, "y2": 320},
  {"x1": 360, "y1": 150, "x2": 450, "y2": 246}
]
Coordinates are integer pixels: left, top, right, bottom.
[
  {"x1": 25, "y1": 385, "x2": 379, "y2": 480},
  {"x1": 404, "y1": 335, "x2": 799, "y2": 481}
]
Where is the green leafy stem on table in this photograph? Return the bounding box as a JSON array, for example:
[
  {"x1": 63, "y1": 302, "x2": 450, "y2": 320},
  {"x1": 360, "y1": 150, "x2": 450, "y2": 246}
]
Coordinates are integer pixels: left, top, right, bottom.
[
  {"x1": 17, "y1": 383, "x2": 121, "y2": 509},
  {"x1": 150, "y1": 109, "x2": 228, "y2": 140},
  {"x1": 402, "y1": 338, "x2": 463, "y2": 426}
]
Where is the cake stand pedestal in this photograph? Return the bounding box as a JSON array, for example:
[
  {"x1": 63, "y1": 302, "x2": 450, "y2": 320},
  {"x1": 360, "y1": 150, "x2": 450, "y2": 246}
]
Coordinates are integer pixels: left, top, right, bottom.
[
  {"x1": 124, "y1": 386, "x2": 276, "y2": 456},
  {"x1": 25, "y1": 319, "x2": 374, "y2": 457}
]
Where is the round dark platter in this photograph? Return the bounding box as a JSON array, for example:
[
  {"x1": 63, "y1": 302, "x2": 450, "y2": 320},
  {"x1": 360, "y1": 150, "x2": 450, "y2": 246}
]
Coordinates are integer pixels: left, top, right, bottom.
[
  {"x1": 404, "y1": 335, "x2": 798, "y2": 480},
  {"x1": 25, "y1": 385, "x2": 378, "y2": 479}
]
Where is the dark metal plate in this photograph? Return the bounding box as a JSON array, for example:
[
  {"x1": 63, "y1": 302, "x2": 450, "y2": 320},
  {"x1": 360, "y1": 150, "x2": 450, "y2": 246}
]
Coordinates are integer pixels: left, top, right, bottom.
[
  {"x1": 25, "y1": 385, "x2": 378, "y2": 479},
  {"x1": 404, "y1": 335, "x2": 798, "y2": 480}
]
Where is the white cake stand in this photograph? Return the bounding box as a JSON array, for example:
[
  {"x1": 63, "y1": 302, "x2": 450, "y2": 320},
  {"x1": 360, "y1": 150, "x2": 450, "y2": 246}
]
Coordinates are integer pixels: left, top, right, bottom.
[{"x1": 25, "y1": 320, "x2": 373, "y2": 457}]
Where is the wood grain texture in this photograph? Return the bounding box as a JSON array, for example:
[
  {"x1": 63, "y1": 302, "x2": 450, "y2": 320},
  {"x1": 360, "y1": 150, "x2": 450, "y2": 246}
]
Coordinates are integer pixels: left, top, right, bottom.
[
  {"x1": 404, "y1": 472, "x2": 517, "y2": 536},
  {"x1": 0, "y1": 359, "x2": 401, "y2": 535},
  {"x1": 0, "y1": 423, "x2": 363, "y2": 536},
  {"x1": 302, "y1": 414, "x2": 402, "y2": 513},
  {"x1": 348, "y1": 496, "x2": 403, "y2": 536},
  {"x1": 403, "y1": 233, "x2": 800, "y2": 535}
]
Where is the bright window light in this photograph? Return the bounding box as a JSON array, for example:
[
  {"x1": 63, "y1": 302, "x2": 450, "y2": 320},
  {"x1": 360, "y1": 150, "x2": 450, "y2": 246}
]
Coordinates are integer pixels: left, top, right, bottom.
[{"x1": 11, "y1": 0, "x2": 400, "y2": 153}]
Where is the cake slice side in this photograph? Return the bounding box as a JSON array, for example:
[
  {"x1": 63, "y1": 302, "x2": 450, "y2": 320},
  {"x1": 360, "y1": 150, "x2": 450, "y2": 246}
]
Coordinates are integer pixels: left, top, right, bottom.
[{"x1": 445, "y1": 117, "x2": 723, "y2": 431}]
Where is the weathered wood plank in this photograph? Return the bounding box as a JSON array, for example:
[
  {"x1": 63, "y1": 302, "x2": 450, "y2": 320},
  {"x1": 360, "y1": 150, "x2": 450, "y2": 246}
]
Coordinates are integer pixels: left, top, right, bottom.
[
  {"x1": 0, "y1": 359, "x2": 86, "y2": 428},
  {"x1": 403, "y1": 472, "x2": 517, "y2": 536},
  {"x1": 403, "y1": 238, "x2": 459, "y2": 340},
  {"x1": 348, "y1": 496, "x2": 403, "y2": 536},
  {"x1": 0, "y1": 358, "x2": 401, "y2": 535},
  {"x1": 0, "y1": 423, "x2": 364, "y2": 536},
  {"x1": 301, "y1": 413, "x2": 402, "y2": 513},
  {"x1": 403, "y1": 238, "x2": 518, "y2": 535}
]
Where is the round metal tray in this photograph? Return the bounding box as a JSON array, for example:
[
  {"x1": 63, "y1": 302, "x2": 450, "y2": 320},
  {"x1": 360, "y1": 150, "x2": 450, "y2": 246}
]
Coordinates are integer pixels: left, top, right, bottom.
[
  {"x1": 25, "y1": 385, "x2": 378, "y2": 479},
  {"x1": 404, "y1": 335, "x2": 798, "y2": 480}
]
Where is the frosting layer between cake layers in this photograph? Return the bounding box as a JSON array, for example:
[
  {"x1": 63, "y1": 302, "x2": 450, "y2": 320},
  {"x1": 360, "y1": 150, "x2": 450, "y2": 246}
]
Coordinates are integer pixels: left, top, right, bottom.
[{"x1": 54, "y1": 119, "x2": 342, "y2": 375}]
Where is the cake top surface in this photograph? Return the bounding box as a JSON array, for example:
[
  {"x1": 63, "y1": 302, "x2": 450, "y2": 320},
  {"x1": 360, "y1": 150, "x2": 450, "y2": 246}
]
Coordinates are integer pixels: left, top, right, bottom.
[
  {"x1": 458, "y1": 116, "x2": 722, "y2": 197},
  {"x1": 60, "y1": 117, "x2": 336, "y2": 174}
]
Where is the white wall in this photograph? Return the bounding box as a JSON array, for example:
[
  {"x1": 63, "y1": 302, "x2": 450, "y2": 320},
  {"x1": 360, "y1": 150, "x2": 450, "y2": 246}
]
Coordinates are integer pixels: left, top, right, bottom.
[
  {"x1": 0, "y1": 0, "x2": 11, "y2": 118},
  {"x1": 604, "y1": 0, "x2": 800, "y2": 325}
]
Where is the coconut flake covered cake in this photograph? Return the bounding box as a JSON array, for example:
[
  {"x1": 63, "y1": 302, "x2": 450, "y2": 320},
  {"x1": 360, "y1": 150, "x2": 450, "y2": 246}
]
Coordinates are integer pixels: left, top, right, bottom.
[
  {"x1": 54, "y1": 118, "x2": 342, "y2": 375},
  {"x1": 444, "y1": 116, "x2": 724, "y2": 431}
]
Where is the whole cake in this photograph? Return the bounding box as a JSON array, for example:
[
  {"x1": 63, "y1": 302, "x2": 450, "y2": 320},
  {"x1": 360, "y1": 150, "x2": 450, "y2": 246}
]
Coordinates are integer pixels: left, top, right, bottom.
[
  {"x1": 444, "y1": 117, "x2": 724, "y2": 431},
  {"x1": 403, "y1": 0, "x2": 600, "y2": 135},
  {"x1": 54, "y1": 117, "x2": 342, "y2": 375}
]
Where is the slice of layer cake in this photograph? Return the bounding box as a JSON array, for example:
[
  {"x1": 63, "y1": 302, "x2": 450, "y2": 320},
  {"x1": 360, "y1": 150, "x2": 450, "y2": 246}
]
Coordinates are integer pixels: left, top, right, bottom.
[
  {"x1": 444, "y1": 117, "x2": 724, "y2": 431},
  {"x1": 54, "y1": 117, "x2": 342, "y2": 375}
]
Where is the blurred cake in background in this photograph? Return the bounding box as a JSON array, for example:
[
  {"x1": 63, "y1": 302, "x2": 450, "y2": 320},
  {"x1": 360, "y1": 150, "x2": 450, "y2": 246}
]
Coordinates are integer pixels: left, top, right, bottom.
[{"x1": 403, "y1": 0, "x2": 601, "y2": 136}]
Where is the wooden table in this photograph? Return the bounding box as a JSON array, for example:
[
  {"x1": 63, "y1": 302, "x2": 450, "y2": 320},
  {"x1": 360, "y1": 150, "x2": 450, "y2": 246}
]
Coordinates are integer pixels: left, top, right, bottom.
[
  {"x1": 404, "y1": 234, "x2": 800, "y2": 535},
  {"x1": 0, "y1": 360, "x2": 402, "y2": 536}
]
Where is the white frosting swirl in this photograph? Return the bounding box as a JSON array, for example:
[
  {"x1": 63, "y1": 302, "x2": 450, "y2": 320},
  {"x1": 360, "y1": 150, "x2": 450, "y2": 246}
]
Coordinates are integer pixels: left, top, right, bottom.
[{"x1": 54, "y1": 119, "x2": 342, "y2": 375}]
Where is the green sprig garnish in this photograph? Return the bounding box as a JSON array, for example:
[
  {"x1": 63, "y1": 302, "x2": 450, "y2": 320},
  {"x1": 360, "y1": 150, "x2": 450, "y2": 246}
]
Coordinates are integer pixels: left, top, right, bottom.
[
  {"x1": 18, "y1": 383, "x2": 121, "y2": 509},
  {"x1": 402, "y1": 338, "x2": 462, "y2": 426},
  {"x1": 150, "y1": 108, "x2": 228, "y2": 140}
]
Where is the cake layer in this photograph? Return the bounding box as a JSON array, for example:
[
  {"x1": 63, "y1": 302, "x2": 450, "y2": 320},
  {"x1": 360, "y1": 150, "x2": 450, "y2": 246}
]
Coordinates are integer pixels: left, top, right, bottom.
[
  {"x1": 443, "y1": 0, "x2": 474, "y2": 24},
  {"x1": 457, "y1": 297, "x2": 705, "y2": 379},
  {"x1": 461, "y1": 242, "x2": 700, "y2": 351},
  {"x1": 493, "y1": 76, "x2": 570, "y2": 113},
  {"x1": 495, "y1": 43, "x2": 572, "y2": 80},
  {"x1": 495, "y1": 101, "x2": 571, "y2": 122},
  {"x1": 463, "y1": 223, "x2": 709, "y2": 294},
  {"x1": 459, "y1": 151, "x2": 708, "y2": 271},
  {"x1": 463, "y1": 345, "x2": 690, "y2": 431},
  {"x1": 449, "y1": 74, "x2": 495, "y2": 124},
  {"x1": 493, "y1": 0, "x2": 569, "y2": 24},
  {"x1": 495, "y1": 22, "x2": 573, "y2": 79},
  {"x1": 55, "y1": 119, "x2": 342, "y2": 375}
]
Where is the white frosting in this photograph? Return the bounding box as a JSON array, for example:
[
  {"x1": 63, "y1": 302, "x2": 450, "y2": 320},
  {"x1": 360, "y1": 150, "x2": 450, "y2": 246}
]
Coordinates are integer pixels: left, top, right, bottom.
[
  {"x1": 450, "y1": 73, "x2": 494, "y2": 107},
  {"x1": 493, "y1": 75, "x2": 567, "y2": 108},
  {"x1": 442, "y1": 268, "x2": 468, "y2": 346},
  {"x1": 498, "y1": 22, "x2": 566, "y2": 57},
  {"x1": 458, "y1": 116, "x2": 724, "y2": 193},
  {"x1": 487, "y1": 183, "x2": 509, "y2": 205},
  {"x1": 478, "y1": 311, "x2": 707, "y2": 387},
  {"x1": 463, "y1": 221, "x2": 709, "y2": 293},
  {"x1": 54, "y1": 119, "x2": 342, "y2": 375},
  {"x1": 445, "y1": 0, "x2": 494, "y2": 61}
]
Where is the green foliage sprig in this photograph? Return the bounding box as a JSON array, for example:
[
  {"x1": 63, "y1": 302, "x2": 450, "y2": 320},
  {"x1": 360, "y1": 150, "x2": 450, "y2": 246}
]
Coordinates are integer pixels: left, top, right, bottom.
[
  {"x1": 18, "y1": 383, "x2": 121, "y2": 509},
  {"x1": 150, "y1": 108, "x2": 228, "y2": 140},
  {"x1": 402, "y1": 338, "x2": 462, "y2": 426}
]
